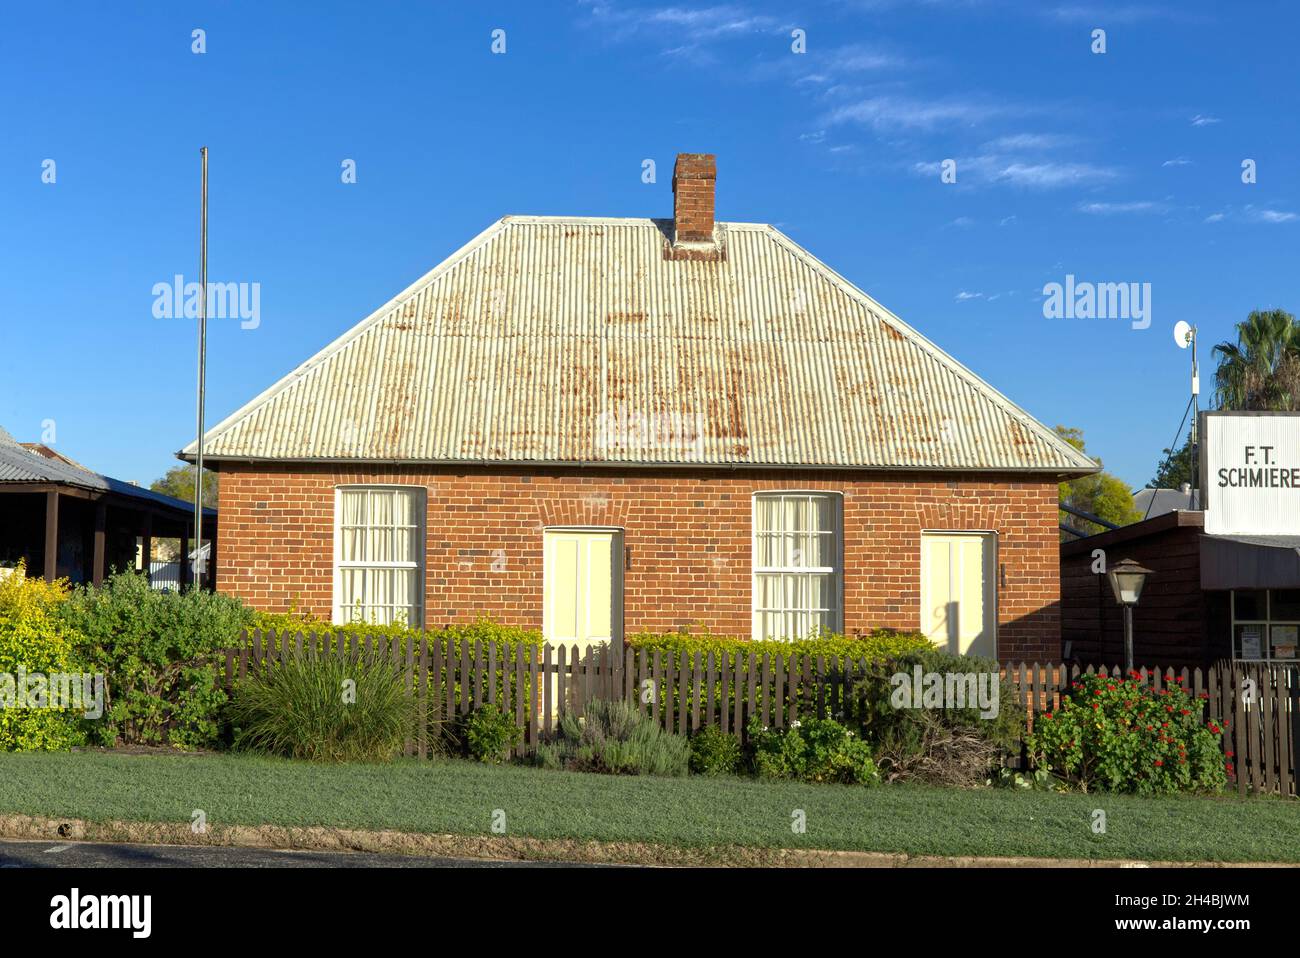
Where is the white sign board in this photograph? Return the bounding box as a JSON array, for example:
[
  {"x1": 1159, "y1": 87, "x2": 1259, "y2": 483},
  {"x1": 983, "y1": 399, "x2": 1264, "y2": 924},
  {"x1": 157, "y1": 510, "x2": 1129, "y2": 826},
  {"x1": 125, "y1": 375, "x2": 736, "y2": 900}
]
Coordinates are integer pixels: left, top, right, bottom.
[{"x1": 1203, "y1": 413, "x2": 1300, "y2": 535}]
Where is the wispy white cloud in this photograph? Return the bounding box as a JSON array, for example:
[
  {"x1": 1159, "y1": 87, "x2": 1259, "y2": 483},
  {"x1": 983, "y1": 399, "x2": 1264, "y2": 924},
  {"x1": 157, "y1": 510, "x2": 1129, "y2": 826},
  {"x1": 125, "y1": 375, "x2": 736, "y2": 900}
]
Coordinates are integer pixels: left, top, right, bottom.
[
  {"x1": 827, "y1": 95, "x2": 1015, "y2": 131},
  {"x1": 982, "y1": 132, "x2": 1075, "y2": 152},
  {"x1": 575, "y1": 1, "x2": 784, "y2": 56},
  {"x1": 915, "y1": 154, "x2": 1119, "y2": 189},
  {"x1": 629, "y1": 4, "x2": 781, "y2": 38},
  {"x1": 1047, "y1": 4, "x2": 1180, "y2": 24},
  {"x1": 1076, "y1": 200, "x2": 1164, "y2": 215},
  {"x1": 816, "y1": 43, "x2": 906, "y2": 73},
  {"x1": 955, "y1": 290, "x2": 984, "y2": 301},
  {"x1": 1203, "y1": 205, "x2": 1297, "y2": 224},
  {"x1": 1251, "y1": 208, "x2": 1298, "y2": 223},
  {"x1": 1162, "y1": 156, "x2": 1192, "y2": 167},
  {"x1": 1190, "y1": 113, "x2": 1221, "y2": 126},
  {"x1": 996, "y1": 162, "x2": 1118, "y2": 187}
]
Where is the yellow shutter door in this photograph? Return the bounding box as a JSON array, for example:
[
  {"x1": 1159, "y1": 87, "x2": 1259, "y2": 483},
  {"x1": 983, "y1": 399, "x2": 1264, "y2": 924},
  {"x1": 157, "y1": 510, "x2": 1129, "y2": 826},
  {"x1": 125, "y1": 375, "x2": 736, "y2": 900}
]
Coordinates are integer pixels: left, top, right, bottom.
[
  {"x1": 544, "y1": 530, "x2": 621, "y2": 652},
  {"x1": 920, "y1": 533, "x2": 996, "y2": 658}
]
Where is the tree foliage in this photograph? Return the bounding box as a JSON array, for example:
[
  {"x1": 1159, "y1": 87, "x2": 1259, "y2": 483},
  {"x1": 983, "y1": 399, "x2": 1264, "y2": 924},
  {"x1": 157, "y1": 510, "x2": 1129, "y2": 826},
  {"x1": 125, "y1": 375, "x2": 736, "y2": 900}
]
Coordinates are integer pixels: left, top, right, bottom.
[
  {"x1": 1055, "y1": 426, "x2": 1142, "y2": 537},
  {"x1": 1212, "y1": 308, "x2": 1300, "y2": 411},
  {"x1": 150, "y1": 464, "x2": 219, "y2": 508},
  {"x1": 1148, "y1": 435, "x2": 1193, "y2": 491}
]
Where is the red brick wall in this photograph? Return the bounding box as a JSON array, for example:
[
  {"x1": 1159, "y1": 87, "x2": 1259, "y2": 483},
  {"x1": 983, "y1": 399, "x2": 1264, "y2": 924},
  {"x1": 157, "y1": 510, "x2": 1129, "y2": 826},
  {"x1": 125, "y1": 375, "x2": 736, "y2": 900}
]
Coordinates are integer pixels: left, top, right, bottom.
[{"x1": 216, "y1": 465, "x2": 1062, "y2": 661}]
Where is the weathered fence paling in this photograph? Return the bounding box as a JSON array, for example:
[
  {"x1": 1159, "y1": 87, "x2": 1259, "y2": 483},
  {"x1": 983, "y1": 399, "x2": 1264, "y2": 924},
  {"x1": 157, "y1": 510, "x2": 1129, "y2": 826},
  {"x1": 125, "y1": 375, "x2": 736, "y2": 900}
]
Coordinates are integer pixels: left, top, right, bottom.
[{"x1": 225, "y1": 631, "x2": 1297, "y2": 794}]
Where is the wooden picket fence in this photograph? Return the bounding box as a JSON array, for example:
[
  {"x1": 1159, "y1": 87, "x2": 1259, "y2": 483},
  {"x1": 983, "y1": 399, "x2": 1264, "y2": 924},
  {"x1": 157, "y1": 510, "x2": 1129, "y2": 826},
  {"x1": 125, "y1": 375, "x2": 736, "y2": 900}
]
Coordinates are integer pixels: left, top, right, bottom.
[{"x1": 224, "y1": 630, "x2": 1298, "y2": 796}]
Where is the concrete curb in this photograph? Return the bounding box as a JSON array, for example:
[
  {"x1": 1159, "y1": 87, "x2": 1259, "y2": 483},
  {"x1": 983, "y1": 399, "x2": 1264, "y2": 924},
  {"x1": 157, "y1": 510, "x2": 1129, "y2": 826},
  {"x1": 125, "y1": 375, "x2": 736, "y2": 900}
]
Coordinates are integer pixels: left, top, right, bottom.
[{"x1": 0, "y1": 814, "x2": 1289, "y2": 868}]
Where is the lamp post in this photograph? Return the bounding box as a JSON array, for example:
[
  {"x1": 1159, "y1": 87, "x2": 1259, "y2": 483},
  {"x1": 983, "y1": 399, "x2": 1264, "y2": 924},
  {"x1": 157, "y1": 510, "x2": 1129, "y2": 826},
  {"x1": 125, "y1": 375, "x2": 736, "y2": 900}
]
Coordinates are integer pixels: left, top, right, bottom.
[{"x1": 1107, "y1": 558, "x2": 1153, "y2": 672}]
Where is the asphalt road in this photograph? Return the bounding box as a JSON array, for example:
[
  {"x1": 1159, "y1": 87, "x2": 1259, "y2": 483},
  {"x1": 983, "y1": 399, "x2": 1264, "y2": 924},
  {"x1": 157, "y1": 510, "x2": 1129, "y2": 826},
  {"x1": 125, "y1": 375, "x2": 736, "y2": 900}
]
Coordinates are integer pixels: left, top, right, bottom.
[{"x1": 0, "y1": 838, "x2": 570, "y2": 868}]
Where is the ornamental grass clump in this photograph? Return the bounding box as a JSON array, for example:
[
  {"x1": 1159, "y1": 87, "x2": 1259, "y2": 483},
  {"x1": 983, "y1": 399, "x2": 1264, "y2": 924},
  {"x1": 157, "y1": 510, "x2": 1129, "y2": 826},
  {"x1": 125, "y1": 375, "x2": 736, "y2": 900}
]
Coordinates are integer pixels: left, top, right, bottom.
[
  {"x1": 534, "y1": 699, "x2": 690, "y2": 776},
  {"x1": 1027, "y1": 671, "x2": 1228, "y2": 795},
  {"x1": 228, "y1": 655, "x2": 422, "y2": 763}
]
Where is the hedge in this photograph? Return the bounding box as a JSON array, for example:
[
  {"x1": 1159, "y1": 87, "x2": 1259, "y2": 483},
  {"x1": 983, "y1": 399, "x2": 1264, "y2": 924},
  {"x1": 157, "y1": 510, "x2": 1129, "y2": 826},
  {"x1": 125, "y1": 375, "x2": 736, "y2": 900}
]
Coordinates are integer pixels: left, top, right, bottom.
[{"x1": 628, "y1": 627, "x2": 932, "y2": 664}]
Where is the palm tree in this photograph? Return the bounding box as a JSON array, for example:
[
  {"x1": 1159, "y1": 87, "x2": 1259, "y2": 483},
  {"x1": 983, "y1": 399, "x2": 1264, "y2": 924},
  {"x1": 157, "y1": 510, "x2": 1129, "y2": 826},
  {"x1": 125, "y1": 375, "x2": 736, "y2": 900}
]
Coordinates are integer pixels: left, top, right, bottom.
[{"x1": 1212, "y1": 309, "x2": 1300, "y2": 410}]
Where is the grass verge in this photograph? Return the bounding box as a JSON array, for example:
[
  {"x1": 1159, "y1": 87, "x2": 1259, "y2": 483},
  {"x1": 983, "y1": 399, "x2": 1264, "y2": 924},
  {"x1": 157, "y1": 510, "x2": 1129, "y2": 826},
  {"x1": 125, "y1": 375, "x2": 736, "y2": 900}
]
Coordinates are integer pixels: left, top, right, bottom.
[{"x1": 0, "y1": 751, "x2": 1296, "y2": 863}]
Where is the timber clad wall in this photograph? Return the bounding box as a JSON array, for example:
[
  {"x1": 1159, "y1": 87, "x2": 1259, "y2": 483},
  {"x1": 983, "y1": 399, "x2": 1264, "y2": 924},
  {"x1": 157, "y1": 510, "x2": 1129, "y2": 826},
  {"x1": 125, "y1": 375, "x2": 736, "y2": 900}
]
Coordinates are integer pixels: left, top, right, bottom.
[
  {"x1": 217, "y1": 465, "x2": 1062, "y2": 661},
  {"x1": 1060, "y1": 512, "x2": 1227, "y2": 670}
]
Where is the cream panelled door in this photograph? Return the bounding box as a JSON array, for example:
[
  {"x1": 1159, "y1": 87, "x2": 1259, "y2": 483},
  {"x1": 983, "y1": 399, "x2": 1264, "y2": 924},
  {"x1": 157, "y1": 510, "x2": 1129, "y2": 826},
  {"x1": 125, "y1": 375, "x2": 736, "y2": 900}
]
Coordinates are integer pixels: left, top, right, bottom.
[
  {"x1": 543, "y1": 530, "x2": 623, "y2": 651},
  {"x1": 920, "y1": 533, "x2": 997, "y2": 658}
]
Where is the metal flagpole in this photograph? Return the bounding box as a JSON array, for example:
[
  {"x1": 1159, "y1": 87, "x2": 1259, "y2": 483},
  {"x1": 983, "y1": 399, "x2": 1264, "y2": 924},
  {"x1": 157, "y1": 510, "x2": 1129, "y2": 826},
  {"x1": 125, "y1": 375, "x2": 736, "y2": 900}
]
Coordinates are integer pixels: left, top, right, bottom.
[
  {"x1": 193, "y1": 146, "x2": 208, "y2": 590},
  {"x1": 1189, "y1": 325, "x2": 1199, "y2": 508}
]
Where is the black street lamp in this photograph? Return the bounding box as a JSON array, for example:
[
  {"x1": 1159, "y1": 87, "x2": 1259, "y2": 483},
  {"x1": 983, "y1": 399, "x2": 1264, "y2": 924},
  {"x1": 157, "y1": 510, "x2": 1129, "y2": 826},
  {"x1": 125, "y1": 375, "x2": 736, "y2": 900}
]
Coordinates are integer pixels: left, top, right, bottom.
[{"x1": 1107, "y1": 558, "x2": 1154, "y2": 672}]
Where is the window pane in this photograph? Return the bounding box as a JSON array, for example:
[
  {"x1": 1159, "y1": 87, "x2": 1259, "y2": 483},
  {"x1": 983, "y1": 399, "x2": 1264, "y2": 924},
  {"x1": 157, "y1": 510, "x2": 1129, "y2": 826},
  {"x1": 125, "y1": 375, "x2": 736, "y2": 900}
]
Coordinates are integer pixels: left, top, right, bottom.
[
  {"x1": 394, "y1": 526, "x2": 414, "y2": 562},
  {"x1": 369, "y1": 524, "x2": 395, "y2": 562},
  {"x1": 1235, "y1": 589, "x2": 1266, "y2": 620},
  {"x1": 1235, "y1": 623, "x2": 1266, "y2": 659},
  {"x1": 339, "y1": 568, "x2": 366, "y2": 622},
  {"x1": 812, "y1": 495, "x2": 831, "y2": 533},
  {"x1": 1271, "y1": 589, "x2": 1300, "y2": 620},
  {"x1": 785, "y1": 497, "x2": 803, "y2": 533}
]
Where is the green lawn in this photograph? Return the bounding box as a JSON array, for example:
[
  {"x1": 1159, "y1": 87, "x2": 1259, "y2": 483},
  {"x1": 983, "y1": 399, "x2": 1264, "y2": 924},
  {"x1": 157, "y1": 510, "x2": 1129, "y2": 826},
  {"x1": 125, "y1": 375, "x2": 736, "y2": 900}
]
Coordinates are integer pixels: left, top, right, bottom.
[{"x1": 0, "y1": 751, "x2": 1295, "y2": 862}]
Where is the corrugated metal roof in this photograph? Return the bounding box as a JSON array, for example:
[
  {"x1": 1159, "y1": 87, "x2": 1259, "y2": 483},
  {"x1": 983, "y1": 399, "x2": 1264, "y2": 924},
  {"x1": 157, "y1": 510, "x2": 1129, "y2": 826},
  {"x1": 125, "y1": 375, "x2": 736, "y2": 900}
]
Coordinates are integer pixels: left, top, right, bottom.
[
  {"x1": 0, "y1": 427, "x2": 215, "y2": 515},
  {"x1": 183, "y1": 217, "x2": 1096, "y2": 474}
]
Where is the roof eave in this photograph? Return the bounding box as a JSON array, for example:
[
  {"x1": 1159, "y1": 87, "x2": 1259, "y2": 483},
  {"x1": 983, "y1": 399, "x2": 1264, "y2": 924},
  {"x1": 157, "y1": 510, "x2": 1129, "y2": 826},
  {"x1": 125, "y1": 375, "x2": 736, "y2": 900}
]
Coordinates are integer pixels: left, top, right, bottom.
[{"x1": 177, "y1": 451, "x2": 1098, "y2": 478}]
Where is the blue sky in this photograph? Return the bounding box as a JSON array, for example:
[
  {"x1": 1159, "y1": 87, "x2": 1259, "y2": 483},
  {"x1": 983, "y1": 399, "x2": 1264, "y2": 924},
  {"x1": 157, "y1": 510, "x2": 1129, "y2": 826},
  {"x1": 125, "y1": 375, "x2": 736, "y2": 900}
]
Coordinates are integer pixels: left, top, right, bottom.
[{"x1": 1, "y1": 0, "x2": 1296, "y2": 489}]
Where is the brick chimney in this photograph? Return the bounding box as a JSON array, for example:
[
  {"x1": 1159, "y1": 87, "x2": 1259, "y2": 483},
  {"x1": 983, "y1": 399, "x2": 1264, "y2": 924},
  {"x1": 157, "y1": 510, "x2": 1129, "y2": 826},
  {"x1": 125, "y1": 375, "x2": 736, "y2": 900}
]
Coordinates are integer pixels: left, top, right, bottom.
[{"x1": 672, "y1": 153, "x2": 716, "y2": 244}]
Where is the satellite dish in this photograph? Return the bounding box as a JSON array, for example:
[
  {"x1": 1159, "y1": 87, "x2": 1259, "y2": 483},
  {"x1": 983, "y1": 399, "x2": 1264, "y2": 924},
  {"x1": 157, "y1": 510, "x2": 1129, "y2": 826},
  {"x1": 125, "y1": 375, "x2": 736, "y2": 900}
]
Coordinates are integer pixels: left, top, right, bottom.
[{"x1": 1173, "y1": 320, "x2": 1192, "y2": 348}]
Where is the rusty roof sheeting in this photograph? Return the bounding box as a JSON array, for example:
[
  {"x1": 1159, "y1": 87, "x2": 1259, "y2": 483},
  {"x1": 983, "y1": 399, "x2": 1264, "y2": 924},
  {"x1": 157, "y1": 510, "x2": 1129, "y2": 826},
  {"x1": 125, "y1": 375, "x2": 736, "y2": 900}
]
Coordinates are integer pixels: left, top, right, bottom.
[{"x1": 182, "y1": 217, "x2": 1095, "y2": 474}]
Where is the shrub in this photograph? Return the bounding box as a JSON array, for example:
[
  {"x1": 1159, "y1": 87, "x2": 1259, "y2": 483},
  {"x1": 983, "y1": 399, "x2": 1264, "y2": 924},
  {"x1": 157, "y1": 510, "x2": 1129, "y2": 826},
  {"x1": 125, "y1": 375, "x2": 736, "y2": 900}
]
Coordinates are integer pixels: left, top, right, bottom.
[
  {"x1": 851, "y1": 647, "x2": 1023, "y2": 786},
  {"x1": 534, "y1": 699, "x2": 690, "y2": 776},
  {"x1": 747, "y1": 712, "x2": 879, "y2": 785},
  {"x1": 58, "y1": 570, "x2": 254, "y2": 748},
  {"x1": 689, "y1": 724, "x2": 743, "y2": 776},
  {"x1": 227, "y1": 654, "x2": 421, "y2": 762},
  {"x1": 1027, "y1": 671, "x2": 1228, "y2": 795},
  {"x1": 0, "y1": 565, "x2": 87, "y2": 751},
  {"x1": 465, "y1": 703, "x2": 522, "y2": 763}
]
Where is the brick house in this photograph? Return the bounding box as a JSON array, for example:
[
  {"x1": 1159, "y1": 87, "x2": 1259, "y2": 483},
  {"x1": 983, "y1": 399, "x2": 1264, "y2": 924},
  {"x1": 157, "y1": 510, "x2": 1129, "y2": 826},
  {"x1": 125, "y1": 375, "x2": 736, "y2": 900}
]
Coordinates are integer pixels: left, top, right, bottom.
[{"x1": 183, "y1": 153, "x2": 1095, "y2": 662}]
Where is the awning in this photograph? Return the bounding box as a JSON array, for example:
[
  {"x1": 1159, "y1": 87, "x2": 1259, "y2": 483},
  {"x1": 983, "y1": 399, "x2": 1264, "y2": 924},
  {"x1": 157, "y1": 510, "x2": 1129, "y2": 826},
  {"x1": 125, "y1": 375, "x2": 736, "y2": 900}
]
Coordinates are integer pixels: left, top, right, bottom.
[{"x1": 1200, "y1": 533, "x2": 1300, "y2": 590}]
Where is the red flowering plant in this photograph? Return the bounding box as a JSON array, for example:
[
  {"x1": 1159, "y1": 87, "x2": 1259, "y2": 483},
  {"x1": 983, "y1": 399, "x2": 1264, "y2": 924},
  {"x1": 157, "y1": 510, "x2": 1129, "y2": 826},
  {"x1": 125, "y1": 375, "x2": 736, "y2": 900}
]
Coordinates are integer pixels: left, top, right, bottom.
[{"x1": 1026, "y1": 671, "x2": 1228, "y2": 795}]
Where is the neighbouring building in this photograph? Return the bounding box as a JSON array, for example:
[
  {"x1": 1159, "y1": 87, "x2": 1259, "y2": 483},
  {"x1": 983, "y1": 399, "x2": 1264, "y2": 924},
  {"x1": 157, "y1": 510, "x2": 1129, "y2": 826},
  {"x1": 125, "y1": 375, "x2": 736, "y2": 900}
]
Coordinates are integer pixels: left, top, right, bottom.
[
  {"x1": 1062, "y1": 411, "x2": 1300, "y2": 669},
  {"x1": 183, "y1": 153, "x2": 1095, "y2": 662},
  {"x1": 0, "y1": 426, "x2": 216, "y2": 587},
  {"x1": 1132, "y1": 483, "x2": 1199, "y2": 519}
]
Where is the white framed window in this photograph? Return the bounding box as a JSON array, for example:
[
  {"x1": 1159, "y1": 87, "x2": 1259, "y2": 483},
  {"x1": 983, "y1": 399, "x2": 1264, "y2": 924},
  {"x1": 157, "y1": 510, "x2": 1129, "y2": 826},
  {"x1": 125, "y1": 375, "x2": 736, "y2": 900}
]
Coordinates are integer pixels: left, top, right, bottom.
[
  {"x1": 752, "y1": 492, "x2": 843, "y2": 641},
  {"x1": 1231, "y1": 589, "x2": 1300, "y2": 663},
  {"x1": 334, "y1": 486, "x2": 424, "y2": 628}
]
